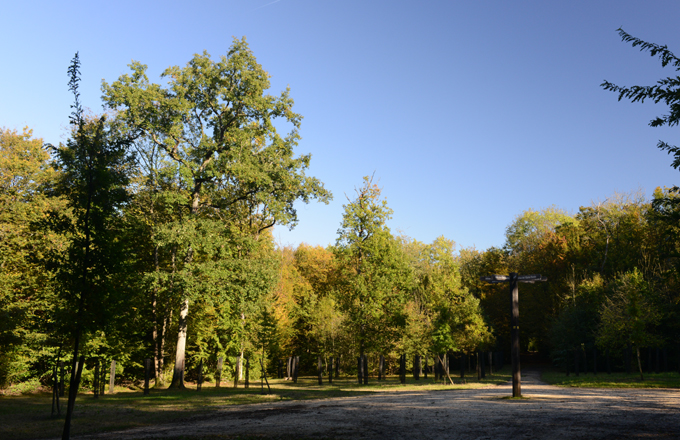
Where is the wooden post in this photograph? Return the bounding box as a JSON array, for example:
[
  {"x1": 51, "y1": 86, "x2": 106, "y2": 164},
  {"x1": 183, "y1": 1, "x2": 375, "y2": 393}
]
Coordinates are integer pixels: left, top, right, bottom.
[
  {"x1": 460, "y1": 353, "x2": 465, "y2": 379},
  {"x1": 317, "y1": 356, "x2": 323, "y2": 385},
  {"x1": 488, "y1": 352, "x2": 493, "y2": 375},
  {"x1": 423, "y1": 355, "x2": 428, "y2": 379},
  {"x1": 108, "y1": 360, "x2": 116, "y2": 394},
  {"x1": 197, "y1": 359, "x2": 203, "y2": 391},
  {"x1": 510, "y1": 272, "x2": 521, "y2": 398},
  {"x1": 286, "y1": 356, "x2": 292, "y2": 380},
  {"x1": 144, "y1": 358, "x2": 151, "y2": 395},
  {"x1": 378, "y1": 355, "x2": 384, "y2": 380},
  {"x1": 476, "y1": 351, "x2": 481, "y2": 380},
  {"x1": 216, "y1": 356, "x2": 223, "y2": 387}
]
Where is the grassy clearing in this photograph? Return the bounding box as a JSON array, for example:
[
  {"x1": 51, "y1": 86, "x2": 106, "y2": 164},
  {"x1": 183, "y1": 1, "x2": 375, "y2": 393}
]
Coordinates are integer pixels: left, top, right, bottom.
[
  {"x1": 541, "y1": 369, "x2": 680, "y2": 388},
  {"x1": 0, "y1": 370, "x2": 510, "y2": 440}
]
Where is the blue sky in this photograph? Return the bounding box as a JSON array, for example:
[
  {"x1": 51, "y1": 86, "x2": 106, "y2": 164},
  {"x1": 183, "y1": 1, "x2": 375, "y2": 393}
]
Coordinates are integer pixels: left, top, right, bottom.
[{"x1": 3, "y1": 0, "x2": 680, "y2": 251}]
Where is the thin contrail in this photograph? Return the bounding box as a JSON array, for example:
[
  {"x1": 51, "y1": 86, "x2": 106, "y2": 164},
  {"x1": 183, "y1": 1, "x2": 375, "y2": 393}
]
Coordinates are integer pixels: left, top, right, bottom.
[{"x1": 250, "y1": 0, "x2": 283, "y2": 12}]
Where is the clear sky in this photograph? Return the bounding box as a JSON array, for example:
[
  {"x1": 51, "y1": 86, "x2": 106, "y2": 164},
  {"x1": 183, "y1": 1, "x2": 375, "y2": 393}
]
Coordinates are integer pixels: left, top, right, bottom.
[{"x1": 3, "y1": 0, "x2": 680, "y2": 251}]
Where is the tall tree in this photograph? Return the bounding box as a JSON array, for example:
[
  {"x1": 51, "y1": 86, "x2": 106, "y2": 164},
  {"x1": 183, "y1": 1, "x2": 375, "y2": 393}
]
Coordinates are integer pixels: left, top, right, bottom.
[
  {"x1": 102, "y1": 38, "x2": 331, "y2": 386},
  {"x1": 46, "y1": 53, "x2": 134, "y2": 439},
  {"x1": 0, "y1": 127, "x2": 64, "y2": 387},
  {"x1": 333, "y1": 176, "x2": 410, "y2": 360}
]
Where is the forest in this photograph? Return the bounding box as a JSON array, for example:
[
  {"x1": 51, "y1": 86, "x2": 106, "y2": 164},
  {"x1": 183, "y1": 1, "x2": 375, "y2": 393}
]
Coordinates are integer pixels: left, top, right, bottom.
[{"x1": 1, "y1": 32, "x2": 680, "y2": 407}]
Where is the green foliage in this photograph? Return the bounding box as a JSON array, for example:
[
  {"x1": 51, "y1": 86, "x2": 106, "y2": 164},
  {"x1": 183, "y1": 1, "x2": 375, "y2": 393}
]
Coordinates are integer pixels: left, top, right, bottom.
[
  {"x1": 602, "y1": 28, "x2": 680, "y2": 169},
  {"x1": 597, "y1": 269, "x2": 662, "y2": 351},
  {"x1": 0, "y1": 127, "x2": 63, "y2": 387},
  {"x1": 333, "y1": 176, "x2": 411, "y2": 356}
]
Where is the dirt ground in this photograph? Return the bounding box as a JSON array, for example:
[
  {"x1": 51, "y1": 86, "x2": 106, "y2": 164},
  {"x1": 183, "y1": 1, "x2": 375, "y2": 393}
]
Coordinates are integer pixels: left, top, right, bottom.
[{"x1": 67, "y1": 369, "x2": 680, "y2": 440}]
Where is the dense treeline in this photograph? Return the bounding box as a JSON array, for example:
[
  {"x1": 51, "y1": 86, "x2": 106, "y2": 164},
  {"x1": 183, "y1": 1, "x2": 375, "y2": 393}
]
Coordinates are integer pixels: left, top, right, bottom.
[{"x1": 2, "y1": 30, "x2": 680, "y2": 403}]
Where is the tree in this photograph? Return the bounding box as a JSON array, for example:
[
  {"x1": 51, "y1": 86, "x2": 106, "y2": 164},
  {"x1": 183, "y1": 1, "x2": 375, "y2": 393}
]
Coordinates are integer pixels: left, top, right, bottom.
[
  {"x1": 102, "y1": 38, "x2": 331, "y2": 386},
  {"x1": 403, "y1": 236, "x2": 492, "y2": 381},
  {"x1": 602, "y1": 28, "x2": 680, "y2": 170},
  {"x1": 46, "y1": 53, "x2": 135, "y2": 439},
  {"x1": 597, "y1": 269, "x2": 662, "y2": 380},
  {"x1": 333, "y1": 176, "x2": 410, "y2": 362},
  {"x1": 0, "y1": 127, "x2": 64, "y2": 387}
]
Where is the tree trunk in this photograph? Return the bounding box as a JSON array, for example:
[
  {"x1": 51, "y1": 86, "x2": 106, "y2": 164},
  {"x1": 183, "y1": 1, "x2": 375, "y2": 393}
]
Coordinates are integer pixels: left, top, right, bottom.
[
  {"x1": 61, "y1": 334, "x2": 83, "y2": 440},
  {"x1": 151, "y1": 244, "x2": 161, "y2": 387},
  {"x1": 216, "y1": 356, "x2": 223, "y2": 387},
  {"x1": 636, "y1": 346, "x2": 644, "y2": 381},
  {"x1": 239, "y1": 349, "x2": 244, "y2": 380},
  {"x1": 363, "y1": 355, "x2": 368, "y2": 385},
  {"x1": 234, "y1": 354, "x2": 241, "y2": 388},
  {"x1": 480, "y1": 351, "x2": 486, "y2": 379},
  {"x1": 144, "y1": 359, "x2": 151, "y2": 395},
  {"x1": 293, "y1": 356, "x2": 299, "y2": 383},
  {"x1": 357, "y1": 356, "x2": 363, "y2": 384},
  {"x1": 108, "y1": 360, "x2": 116, "y2": 394},
  {"x1": 437, "y1": 354, "x2": 454, "y2": 385},
  {"x1": 170, "y1": 297, "x2": 189, "y2": 388},
  {"x1": 423, "y1": 355, "x2": 428, "y2": 379},
  {"x1": 329, "y1": 357, "x2": 333, "y2": 384}
]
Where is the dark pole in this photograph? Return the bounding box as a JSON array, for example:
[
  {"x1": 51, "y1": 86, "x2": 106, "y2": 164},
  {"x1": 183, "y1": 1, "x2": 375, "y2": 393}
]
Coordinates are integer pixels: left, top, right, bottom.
[{"x1": 510, "y1": 272, "x2": 521, "y2": 398}]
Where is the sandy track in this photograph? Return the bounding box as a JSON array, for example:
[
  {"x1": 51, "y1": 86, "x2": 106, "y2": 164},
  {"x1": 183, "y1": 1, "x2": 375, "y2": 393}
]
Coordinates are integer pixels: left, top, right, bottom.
[{"x1": 74, "y1": 371, "x2": 680, "y2": 439}]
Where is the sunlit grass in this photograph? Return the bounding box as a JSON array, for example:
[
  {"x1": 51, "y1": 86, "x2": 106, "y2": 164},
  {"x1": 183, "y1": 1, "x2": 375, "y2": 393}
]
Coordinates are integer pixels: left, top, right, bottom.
[
  {"x1": 541, "y1": 369, "x2": 680, "y2": 388},
  {"x1": 0, "y1": 370, "x2": 510, "y2": 440}
]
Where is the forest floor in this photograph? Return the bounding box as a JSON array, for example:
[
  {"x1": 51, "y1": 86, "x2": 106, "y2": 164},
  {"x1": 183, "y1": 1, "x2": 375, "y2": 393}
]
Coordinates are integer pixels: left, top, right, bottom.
[
  {"x1": 1, "y1": 371, "x2": 509, "y2": 440},
  {"x1": 28, "y1": 368, "x2": 680, "y2": 440}
]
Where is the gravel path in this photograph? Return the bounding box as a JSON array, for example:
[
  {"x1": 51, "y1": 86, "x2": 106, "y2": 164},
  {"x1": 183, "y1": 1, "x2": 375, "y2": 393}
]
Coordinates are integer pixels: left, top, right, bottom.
[{"x1": 76, "y1": 370, "x2": 680, "y2": 439}]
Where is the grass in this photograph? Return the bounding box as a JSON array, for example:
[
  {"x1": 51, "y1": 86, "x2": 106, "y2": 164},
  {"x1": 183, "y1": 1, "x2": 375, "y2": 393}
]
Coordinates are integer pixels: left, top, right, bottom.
[
  {"x1": 541, "y1": 369, "x2": 680, "y2": 388},
  {"x1": 0, "y1": 370, "x2": 511, "y2": 440}
]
